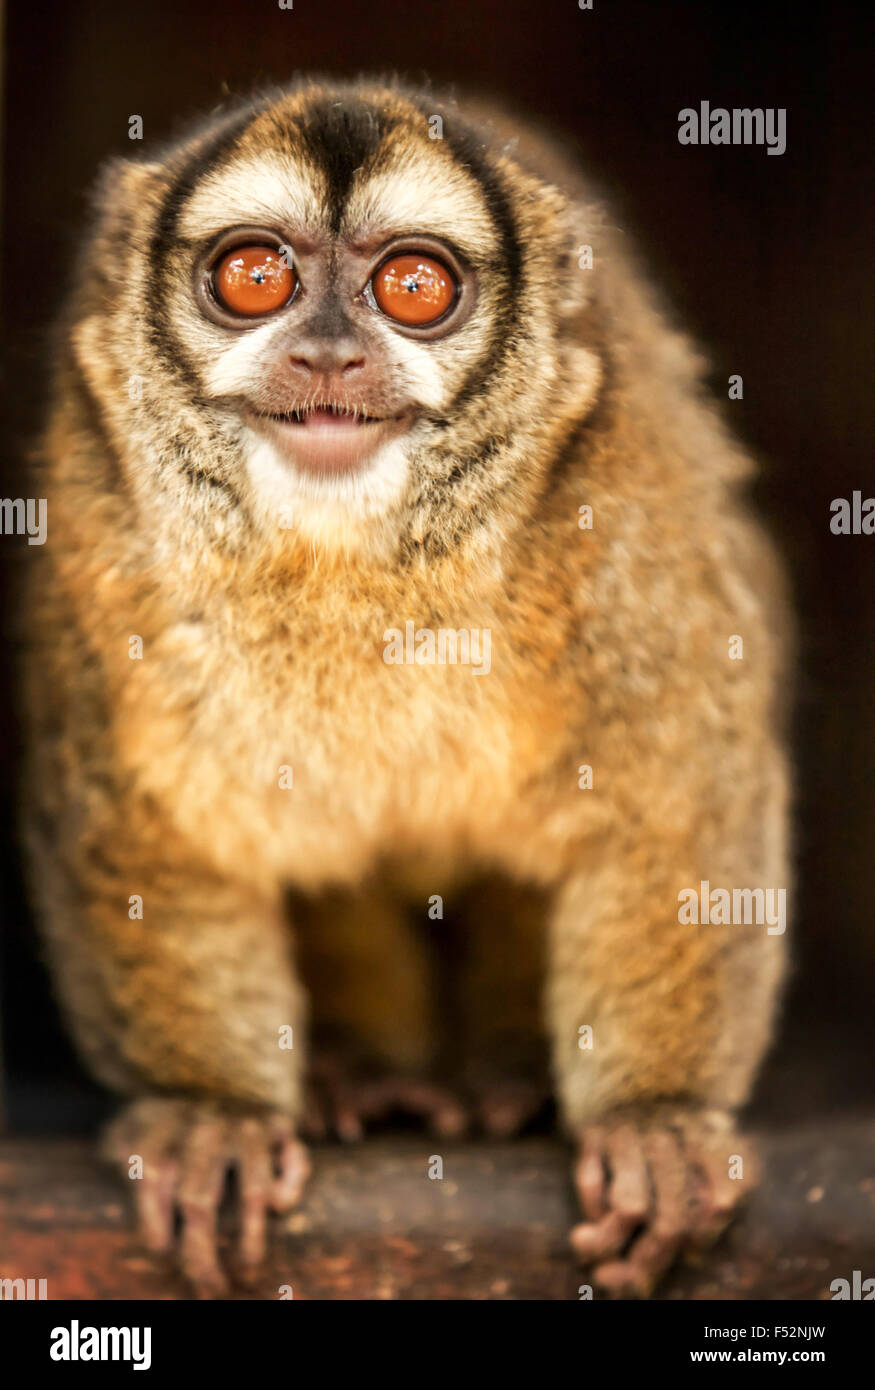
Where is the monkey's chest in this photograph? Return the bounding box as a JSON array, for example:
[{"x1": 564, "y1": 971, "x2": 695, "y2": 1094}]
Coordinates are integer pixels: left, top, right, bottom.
[{"x1": 120, "y1": 625, "x2": 567, "y2": 890}]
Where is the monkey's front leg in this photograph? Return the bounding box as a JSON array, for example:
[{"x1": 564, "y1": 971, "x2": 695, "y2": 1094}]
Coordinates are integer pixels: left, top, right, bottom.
[
  {"x1": 36, "y1": 822, "x2": 310, "y2": 1296},
  {"x1": 548, "y1": 837, "x2": 783, "y2": 1296}
]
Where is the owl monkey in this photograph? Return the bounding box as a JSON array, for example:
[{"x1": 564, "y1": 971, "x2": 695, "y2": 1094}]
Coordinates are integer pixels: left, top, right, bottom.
[{"x1": 23, "y1": 78, "x2": 791, "y2": 1296}]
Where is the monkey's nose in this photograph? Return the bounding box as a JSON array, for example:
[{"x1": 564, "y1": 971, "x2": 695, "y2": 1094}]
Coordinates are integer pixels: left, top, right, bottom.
[{"x1": 288, "y1": 343, "x2": 366, "y2": 377}]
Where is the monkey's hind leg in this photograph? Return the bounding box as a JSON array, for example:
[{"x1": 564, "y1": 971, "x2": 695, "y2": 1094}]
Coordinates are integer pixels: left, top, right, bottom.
[
  {"x1": 293, "y1": 885, "x2": 467, "y2": 1140},
  {"x1": 453, "y1": 876, "x2": 552, "y2": 1136}
]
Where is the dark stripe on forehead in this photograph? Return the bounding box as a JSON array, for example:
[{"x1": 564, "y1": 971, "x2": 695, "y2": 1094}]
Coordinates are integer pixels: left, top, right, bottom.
[{"x1": 293, "y1": 96, "x2": 395, "y2": 233}]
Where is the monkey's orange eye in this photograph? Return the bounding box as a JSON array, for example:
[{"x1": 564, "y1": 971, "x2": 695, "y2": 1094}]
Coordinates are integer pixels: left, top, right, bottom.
[
  {"x1": 213, "y1": 245, "x2": 296, "y2": 316},
  {"x1": 371, "y1": 254, "x2": 457, "y2": 326}
]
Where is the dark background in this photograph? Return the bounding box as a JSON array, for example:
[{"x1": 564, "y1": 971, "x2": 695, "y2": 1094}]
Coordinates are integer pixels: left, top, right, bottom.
[{"x1": 1, "y1": 0, "x2": 873, "y2": 1131}]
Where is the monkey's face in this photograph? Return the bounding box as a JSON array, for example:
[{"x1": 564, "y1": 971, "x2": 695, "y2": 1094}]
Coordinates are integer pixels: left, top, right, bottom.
[{"x1": 81, "y1": 82, "x2": 601, "y2": 559}]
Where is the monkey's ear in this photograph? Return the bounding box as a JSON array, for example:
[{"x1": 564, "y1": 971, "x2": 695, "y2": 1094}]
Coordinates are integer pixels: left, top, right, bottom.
[
  {"x1": 90, "y1": 154, "x2": 166, "y2": 210},
  {"x1": 82, "y1": 157, "x2": 168, "y2": 285},
  {"x1": 89, "y1": 156, "x2": 167, "y2": 233}
]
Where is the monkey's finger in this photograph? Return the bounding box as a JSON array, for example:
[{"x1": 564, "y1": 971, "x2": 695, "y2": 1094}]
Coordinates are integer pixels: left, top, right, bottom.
[
  {"x1": 356, "y1": 1078, "x2": 469, "y2": 1137},
  {"x1": 177, "y1": 1115, "x2": 230, "y2": 1298},
  {"x1": 236, "y1": 1118, "x2": 273, "y2": 1273},
  {"x1": 431, "y1": 1099, "x2": 469, "y2": 1138},
  {"x1": 570, "y1": 1211, "x2": 633, "y2": 1262},
  {"x1": 574, "y1": 1127, "x2": 608, "y2": 1220},
  {"x1": 138, "y1": 1155, "x2": 181, "y2": 1255},
  {"x1": 606, "y1": 1124, "x2": 651, "y2": 1216},
  {"x1": 109, "y1": 1099, "x2": 186, "y2": 1254},
  {"x1": 321, "y1": 1073, "x2": 364, "y2": 1143},
  {"x1": 686, "y1": 1135, "x2": 758, "y2": 1251},
  {"x1": 389, "y1": 1079, "x2": 468, "y2": 1137},
  {"x1": 270, "y1": 1136, "x2": 310, "y2": 1211},
  {"x1": 478, "y1": 1081, "x2": 544, "y2": 1138},
  {"x1": 570, "y1": 1124, "x2": 650, "y2": 1260},
  {"x1": 595, "y1": 1129, "x2": 688, "y2": 1296}
]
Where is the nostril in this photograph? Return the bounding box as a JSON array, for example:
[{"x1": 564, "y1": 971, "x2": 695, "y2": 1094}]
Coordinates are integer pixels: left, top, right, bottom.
[{"x1": 288, "y1": 352, "x2": 366, "y2": 376}]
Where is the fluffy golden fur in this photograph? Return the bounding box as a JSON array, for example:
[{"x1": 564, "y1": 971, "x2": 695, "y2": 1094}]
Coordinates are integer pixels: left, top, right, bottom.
[{"x1": 22, "y1": 77, "x2": 792, "y2": 1296}]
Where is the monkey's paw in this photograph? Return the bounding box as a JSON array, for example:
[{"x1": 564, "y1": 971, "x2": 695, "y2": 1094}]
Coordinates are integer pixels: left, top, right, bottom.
[
  {"x1": 570, "y1": 1108, "x2": 760, "y2": 1297},
  {"x1": 101, "y1": 1097, "x2": 310, "y2": 1298},
  {"x1": 301, "y1": 1053, "x2": 468, "y2": 1141}
]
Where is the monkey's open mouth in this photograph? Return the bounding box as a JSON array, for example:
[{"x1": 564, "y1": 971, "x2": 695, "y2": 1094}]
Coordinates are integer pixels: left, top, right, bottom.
[
  {"x1": 265, "y1": 405, "x2": 386, "y2": 427},
  {"x1": 247, "y1": 403, "x2": 410, "y2": 477}
]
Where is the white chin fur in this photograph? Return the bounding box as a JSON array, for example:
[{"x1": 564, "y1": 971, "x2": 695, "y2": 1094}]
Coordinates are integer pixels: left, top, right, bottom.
[{"x1": 242, "y1": 426, "x2": 411, "y2": 553}]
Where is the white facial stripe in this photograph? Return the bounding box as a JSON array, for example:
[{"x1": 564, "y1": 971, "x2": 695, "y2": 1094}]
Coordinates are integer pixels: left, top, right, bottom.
[
  {"x1": 343, "y1": 156, "x2": 498, "y2": 261},
  {"x1": 200, "y1": 317, "x2": 291, "y2": 397},
  {"x1": 178, "y1": 155, "x2": 327, "y2": 240},
  {"x1": 364, "y1": 319, "x2": 450, "y2": 412}
]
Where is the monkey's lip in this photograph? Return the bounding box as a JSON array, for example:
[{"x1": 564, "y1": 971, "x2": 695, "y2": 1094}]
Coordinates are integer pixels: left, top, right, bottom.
[{"x1": 246, "y1": 406, "x2": 410, "y2": 475}]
